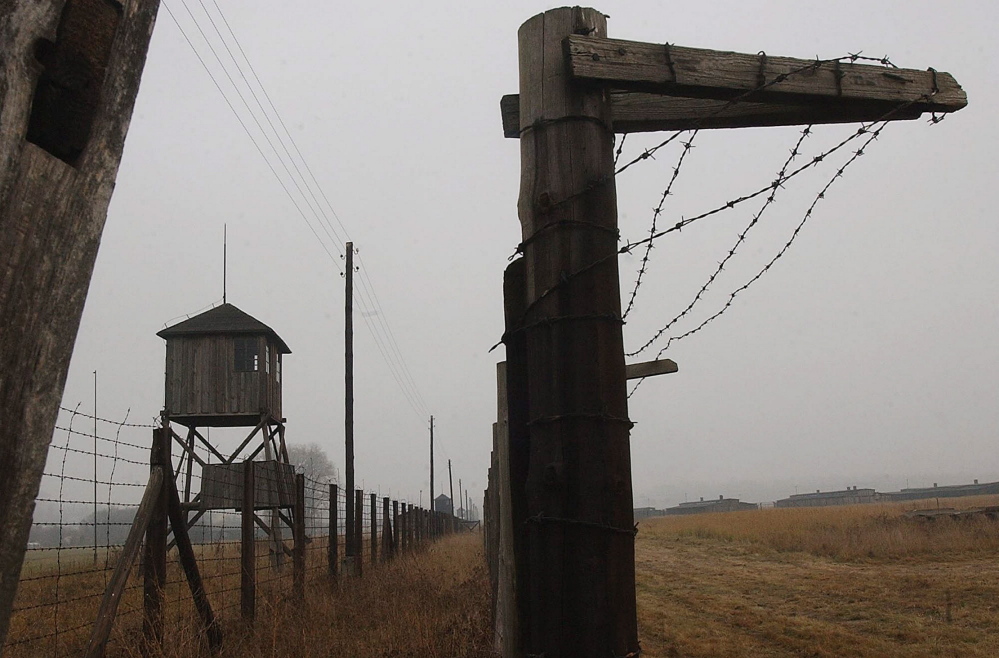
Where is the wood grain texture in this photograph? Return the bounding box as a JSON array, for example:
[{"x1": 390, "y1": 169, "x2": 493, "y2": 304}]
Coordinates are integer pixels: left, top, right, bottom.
[
  {"x1": 517, "y1": 8, "x2": 638, "y2": 657},
  {"x1": 0, "y1": 0, "x2": 160, "y2": 646},
  {"x1": 501, "y1": 91, "x2": 923, "y2": 137},
  {"x1": 566, "y1": 35, "x2": 967, "y2": 112}
]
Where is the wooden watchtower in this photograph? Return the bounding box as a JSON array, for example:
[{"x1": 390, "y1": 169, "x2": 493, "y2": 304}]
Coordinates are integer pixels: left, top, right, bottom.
[{"x1": 157, "y1": 303, "x2": 294, "y2": 557}]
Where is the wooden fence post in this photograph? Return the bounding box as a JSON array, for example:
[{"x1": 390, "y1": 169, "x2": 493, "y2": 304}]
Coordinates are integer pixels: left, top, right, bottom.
[
  {"x1": 381, "y1": 497, "x2": 392, "y2": 561},
  {"x1": 143, "y1": 426, "x2": 168, "y2": 649},
  {"x1": 516, "y1": 9, "x2": 637, "y2": 656},
  {"x1": 293, "y1": 474, "x2": 305, "y2": 600},
  {"x1": 369, "y1": 492, "x2": 377, "y2": 565},
  {"x1": 164, "y1": 460, "x2": 222, "y2": 652},
  {"x1": 328, "y1": 484, "x2": 338, "y2": 581},
  {"x1": 354, "y1": 490, "x2": 363, "y2": 576},
  {"x1": 391, "y1": 500, "x2": 399, "y2": 558},
  {"x1": 240, "y1": 459, "x2": 255, "y2": 623},
  {"x1": 400, "y1": 503, "x2": 408, "y2": 553}
]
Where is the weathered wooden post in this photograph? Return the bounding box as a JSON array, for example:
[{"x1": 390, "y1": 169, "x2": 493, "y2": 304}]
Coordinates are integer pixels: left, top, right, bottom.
[
  {"x1": 0, "y1": 1, "x2": 160, "y2": 644},
  {"x1": 381, "y1": 497, "x2": 392, "y2": 561},
  {"x1": 240, "y1": 459, "x2": 256, "y2": 622},
  {"x1": 369, "y1": 492, "x2": 377, "y2": 565},
  {"x1": 144, "y1": 425, "x2": 169, "y2": 647},
  {"x1": 354, "y1": 490, "x2": 363, "y2": 575},
  {"x1": 328, "y1": 484, "x2": 338, "y2": 581},
  {"x1": 514, "y1": 9, "x2": 637, "y2": 656},
  {"x1": 293, "y1": 474, "x2": 306, "y2": 600},
  {"x1": 392, "y1": 500, "x2": 400, "y2": 557}
]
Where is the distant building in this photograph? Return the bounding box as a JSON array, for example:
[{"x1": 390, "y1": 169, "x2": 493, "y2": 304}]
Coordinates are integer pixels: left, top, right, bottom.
[
  {"x1": 881, "y1": 479, "x2": 999, "y2": 502},
  {"x1": 664, "y1": 496, "x2": 757, "y2": 516},
  {"x1": 774, "y1": 486, "x2": 877, "y2": 508},
  {"x1": 434, "y1": 494, "x2": 453, "y2": 514},
  {"x1": 633, "y1": 507, "x2": 665, "y2": 520}
]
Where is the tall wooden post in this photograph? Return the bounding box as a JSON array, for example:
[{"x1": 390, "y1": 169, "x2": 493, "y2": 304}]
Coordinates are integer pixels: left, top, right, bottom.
[
  {"x1": 328, "y1": 484, "x2": 338, "y2": 580},
  {"x1": 516, "y1": 8, "x2": 637, "y2": 656},
  {"x1": 382, "y1": 497, "x2": 392, "y2": 560},
  {"x1": 392, "y1": 500, "x2": 400, "y2": 556},
  {"x1": 354, "y1": 489, "x2": 363, "y2": 575},
  {"x1": 344, "y1": 242, "x2": 355, "y2": 569},
  {"x1": 448, "y1": 459, "x2": 456, "y2": 525},
  {"x1": 0, "y1": 2, "x2": 160, "y2": 644},
  {"x1": 429, "y1": 415, "x2": 435, "y2": 536},
  {"x1": 143, "y1": 425, "x2": 169, "y2": 647},
  {"x1": 369, "y1": 492, "x2": 377, "y2": 565},
  {"x1": 293, "y1": 474, "x2": 306, "y2": 600},
  {"x1": 240, "y1": 459, "x2": 256, "y2": 622}
]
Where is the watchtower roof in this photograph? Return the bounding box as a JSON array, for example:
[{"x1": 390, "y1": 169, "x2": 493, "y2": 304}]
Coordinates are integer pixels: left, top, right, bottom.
[{"x1": 157, "y1": 303, "x2": 291, "y2": 353}]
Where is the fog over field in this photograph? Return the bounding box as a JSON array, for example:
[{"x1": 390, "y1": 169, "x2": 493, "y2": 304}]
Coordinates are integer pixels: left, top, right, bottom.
[{"x1": 44, "y1": 1, "x2": 998, "y2": 514}]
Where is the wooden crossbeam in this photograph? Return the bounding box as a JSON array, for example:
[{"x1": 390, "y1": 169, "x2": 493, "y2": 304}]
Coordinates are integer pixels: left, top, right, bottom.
[
  {"x1": 625, "y1": 359, "x2": 678, "y2": 380},
  {"x1": 565, "y1": 36, "x2": 966, "y2": 113},
  {"x1": 500, "y1": 91, "x2": 923, "y2": 137}
]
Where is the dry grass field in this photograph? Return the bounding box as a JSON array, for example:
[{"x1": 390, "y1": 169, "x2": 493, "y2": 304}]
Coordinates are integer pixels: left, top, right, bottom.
[
  {"x1": 636, "y1": 496, "x2": 999, "y2": 657},
  {"x1": 5, "y1": 533, "x2": 491, "y2": 657},
  {"x1": 111, "y1": 532, "x2": 491, "y2": 658}
]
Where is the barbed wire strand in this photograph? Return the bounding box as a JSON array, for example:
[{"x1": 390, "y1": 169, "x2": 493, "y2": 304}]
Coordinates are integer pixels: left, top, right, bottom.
[{"x1": 628, "y1": 119, "x2": 896, "y2": 397}]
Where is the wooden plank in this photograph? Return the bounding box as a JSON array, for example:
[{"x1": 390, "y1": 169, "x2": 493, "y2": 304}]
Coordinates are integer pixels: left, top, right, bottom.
[
  {"x1": 625, "y1": 359, "x2": 678, "y2": 380},
  {"x1": 565, "y1": 35, "x2": 966, "y2": 113},
  {"x1": 501, "y1": 91, "x2": 923, "y2": 137},
  {"x1": 86, "y1": 467, "x2": 164, "y2": 658}
]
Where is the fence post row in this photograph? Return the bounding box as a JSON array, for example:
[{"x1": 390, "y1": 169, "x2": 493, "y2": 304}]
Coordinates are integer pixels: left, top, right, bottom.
[{"x1": 241, "y1": 459, "x2": 256, "y2": 623}]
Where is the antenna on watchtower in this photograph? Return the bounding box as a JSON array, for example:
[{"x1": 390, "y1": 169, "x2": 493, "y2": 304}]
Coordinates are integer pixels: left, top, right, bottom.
[{"x1": 223, "y1": 223, "x2": 227, "y2": 304}]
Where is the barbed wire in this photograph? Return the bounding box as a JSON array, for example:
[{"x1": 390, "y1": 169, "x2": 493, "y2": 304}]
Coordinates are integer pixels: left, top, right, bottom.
[
  {"x1": 626, "y1": 125, "x2": 814, "y2": 356},
  {"x1": 628, "y1": 118, "x2": 898, "y2": 397},
  {"x1": 622, "y1": 135, "x2": 697, "y2": 319}
]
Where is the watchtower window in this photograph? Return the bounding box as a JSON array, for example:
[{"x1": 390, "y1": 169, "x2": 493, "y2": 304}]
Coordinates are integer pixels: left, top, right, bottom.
[
  {"x1": 234, "y1": 337, "x2": 259, "y2": 372},
  {"x1": 276, "y1": 354, "x2": 281, "y2": 383},
  {"x1": 265, "y1": 344, "x2": 271, "y2": 374}
]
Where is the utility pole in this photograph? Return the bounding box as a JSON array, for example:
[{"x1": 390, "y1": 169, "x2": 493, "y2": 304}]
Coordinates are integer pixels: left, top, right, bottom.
[
  {"x1": 448, "y1": 459, "x2": 455, "y2": 517},
  {"x1": 458, "y1": 479, "x2": 463, "y2": 520},
  {"x1": 344, "y1": 242, "x2": 355, "y2": 572}
]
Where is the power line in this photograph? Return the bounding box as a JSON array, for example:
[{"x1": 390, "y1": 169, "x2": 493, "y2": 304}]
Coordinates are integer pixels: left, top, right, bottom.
[{"x1": 162, "y1": 1, "x2": 430, "y2": 420}]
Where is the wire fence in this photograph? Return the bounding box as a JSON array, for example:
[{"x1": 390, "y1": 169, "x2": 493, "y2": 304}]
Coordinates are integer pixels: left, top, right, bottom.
[{"x1": 2, "y1": 407, "x2": 457, "y2": 657}]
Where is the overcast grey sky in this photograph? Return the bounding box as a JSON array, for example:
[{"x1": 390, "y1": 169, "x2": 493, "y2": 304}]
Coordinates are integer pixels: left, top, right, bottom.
[{"x1": 49, "y1": 1, "x2": 997, "y2": 512}]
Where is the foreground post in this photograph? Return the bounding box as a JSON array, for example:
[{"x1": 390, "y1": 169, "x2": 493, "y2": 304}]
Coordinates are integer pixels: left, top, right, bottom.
[
  {"x1": 515, "y1": 8, "x2": 637, "y2": 656},
  {"x1": 240, "y1": 460, "x2": 256, "y2": 622},
  {"x1": 144, "y1": 426, "x2": 169, "y2": 647},
  {"x1": 0, "y1": 1, "x2": 160, "y2": 644}
]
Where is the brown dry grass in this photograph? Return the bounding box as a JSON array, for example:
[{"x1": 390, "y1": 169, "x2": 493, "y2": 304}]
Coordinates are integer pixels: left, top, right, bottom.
[
  {"x1": 636, "y1": 496, "x2": 999, "y2": 657},
  {"x1": 5, "y1": 533, "x2": 491, "y2": 658}
]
